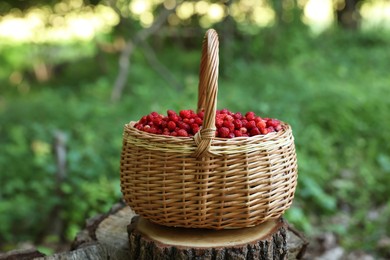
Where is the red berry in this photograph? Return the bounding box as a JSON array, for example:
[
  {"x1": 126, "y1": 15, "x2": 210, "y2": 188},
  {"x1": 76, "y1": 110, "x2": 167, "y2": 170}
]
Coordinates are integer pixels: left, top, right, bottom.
[
  {"x1": 233, "y1": 119, "x2": 243, "y2": 129},
  {"x1": 136, "y1": 124, "x2": 144, "y2": 131},
  {"x1": 234, "y1": 130, "x2": 243, "y2": 137},
  {"x1": 234, "y1": 112, "x2": 243, "y2": 120},
  {"x1": 194, "y1": 117, "x2": 203, "y2": 125},
  {"x1": 260, "y1": 128, "x2": 269, "y2": 134},
  {"x1": 180, "y1": 109, "x2": 193, "y2": 119},
  {"x1": 250, "y1": 128, "x2": 260, "y2": 136},
  {"x1": 197, "y1": 110, "x2": 204, "y2": 119},
  {"x1": 246, "y1": 111, "x2": 256, "y2": 121},
  {"x1": 191, "y1": 124, "x2": 200, "y2": 134},
  {"x1": 167, "y1": 110, "x2": 176, "y2": 117},
  {"x1": 246, "y1": 120, "x2": 256, "y2": 129},
  {"x1": 267, "y1": 126, "x2": 275, "y2": 133},
  {"x1": 225, "y1": 115, "x2": 234, "y2": 122},
  {"x1": 152, "y1": 117, "x2": 162, "y2": 126},
  {"x1": 216, "y1": 118, "x2": 224, "y2": 128},
  {"x1": 177, "y1": 121, "x2": 190, "y2": 131},
  {"x1": 218, "y1": 127, "x2": 230, "y2": 138},
  {"x1": 223, "y1": 121, "x2": 234, "y2": 132},
  {"x1": 240, "y1": 127, "x2": 248, "y2": 134},
  {"x1": 167, "y1": 121, "x2": 176, "y2": 131},
  {"x1": 228, "y1": 132, "x2": 235, "y2": 138},
  {"x1": 256, "y1": 120, "x2": 266, "y2": 130},
  {"x1": 148, "y1": 127, "x2": 157, "y2": 134},
  {"x1": 275, "y1": 124, "x2": 282, "y2": 131},
  {"x1": 139, "y1": 116, "x2": 148, "y2": 124},
  {"x1": 177, "y1": 129, "x2": 189, "y2": 137},
  {"x1": 219, "y1": 108, "x2": 230, "y2": 114},
  {"x1": 267, "y1": 119, "x2": 280, "y2": 128}
]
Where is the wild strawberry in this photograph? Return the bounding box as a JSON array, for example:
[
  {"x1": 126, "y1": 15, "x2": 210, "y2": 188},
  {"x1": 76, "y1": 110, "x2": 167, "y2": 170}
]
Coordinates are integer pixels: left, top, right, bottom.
[
  {"x1": 275, "y1": 124, "x2": 282, "y2": 131},
  {"x1": 167, "y1": 121, "x2": 176, "y2": 131},
  {"x1": 267, "y1": 126, "x2": 275, "y2": 133},
  {"x1": 218, "y1": 127, "x2": 230, "y2": 138},
  {"x1": 180, "y1": 109, "x2": 193, "y2": 119},
  {"x1": 150, "y1": 111, "x2": 159, "y2": 117},
  {"x1": 215, "y1": 118, "x2": 224, "y2": 128},
  {"x1": 233, "y1": 119, "x2": 243, "y2": 129},
  {"x1": 250, "y1": 128, "x2": 260, "y2": 136},
  {"x1": 148, "y1": 127, "x2": 158, "y2": 134},
  {"x1": 197, "y1": 110, "x2": 204, "y2": 119},
  {"x1": 170, "y1": 131, "x2": 177, "y2": 136},
  {"x1": 246, "y1": 111, "x2": 256, "y2": 121},
  {"x1": 177, "y1": 121, "x2": 190, "y2": 131},
  {"x1": 161, "y1": 119, "x2": 167, "y2": 128},
  {"x1": 167, "y1": 110, "x2": 176, "y2": 117},
  {"x1": 191, "y1": 124, "x2": 200, "y2": 134},
  {"x1": 254, "y1": 116, "x2": 262, "y2": 123},
  {"x1": 228, "y1": 132, "x2": 235, "y2": 138},
  {"x1": 139, "y1": 115, "x2": 148, "y2": 124},
  {"x1": 225, "y1": 115, "x2": 234, "y2": 122},
  {"x1": 234, "y1": 130, "x2": 243, "y2": 137},
  {"x1": 177, "y1": 129, "x2": 189, "y2": 137},
  {"x1": 169, "y1": 114, "x2": 180, "y2": 122},
  {"x1": 194, "y1": 117, "x2": 203, "y2": 125},
  {"x1": 234, "y1": 112, "x2": 243, "y2": 120},
  {"x1": 267, "y1": 119, "x2": 280, "y2": 128},
  {"x1": 256, "y1": 120, "x2": 266, "y2": 130},
  {"x1": 246, "y1": 120, "x2": 256, "y2": 129},
  {"x1": 240, "y1": 127, "x2": 248, "y2": 134},
  {"x1": 152, "y1": 117, "x2": 162, "y2": 126},
  {"x1": 223, "y1": 121, "x2": 234, "y2": 132},
  {"x1": 260, "y1": 128, "x2": 269, "y2": 134},
  {"x1": 219, "y1": 108, "x2": 230, "y2": 114},
  {"x1": 136, "y1": 124, "x2": 144, "y2": 131}
]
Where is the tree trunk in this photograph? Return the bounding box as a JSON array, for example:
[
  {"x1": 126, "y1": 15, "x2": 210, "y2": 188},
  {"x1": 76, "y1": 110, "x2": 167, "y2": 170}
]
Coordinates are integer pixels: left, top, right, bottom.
[{"x1": 336, "y1": 0, "x2": 361, "y2": 29}]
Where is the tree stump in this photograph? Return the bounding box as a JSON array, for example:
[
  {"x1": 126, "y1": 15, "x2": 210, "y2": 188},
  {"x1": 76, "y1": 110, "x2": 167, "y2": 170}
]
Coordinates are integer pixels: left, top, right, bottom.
[
  {"x1": 2, "y1": 201, "x2": 307, "y2": 259},
  {"x1": 128, "y1": 216, "x2": 289, "y2": 259}
]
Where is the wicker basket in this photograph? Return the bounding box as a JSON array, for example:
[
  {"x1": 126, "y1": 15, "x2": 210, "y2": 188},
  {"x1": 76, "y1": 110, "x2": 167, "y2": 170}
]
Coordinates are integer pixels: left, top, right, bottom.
[{"x1": 120, "y1": 29, "x2": 298, "y2": 229}]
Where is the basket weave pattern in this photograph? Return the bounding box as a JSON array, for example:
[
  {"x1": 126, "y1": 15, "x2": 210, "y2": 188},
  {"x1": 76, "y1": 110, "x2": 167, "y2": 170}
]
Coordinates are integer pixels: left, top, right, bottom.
[{"x1": 120, "y1": 29, "x2": 298, "y2": 229}]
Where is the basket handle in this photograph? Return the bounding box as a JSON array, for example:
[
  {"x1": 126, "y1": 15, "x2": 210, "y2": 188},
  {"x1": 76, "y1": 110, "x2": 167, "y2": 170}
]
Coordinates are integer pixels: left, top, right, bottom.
[{"x1": 193, "y1": 29, "x2": 219, "y2": 158}]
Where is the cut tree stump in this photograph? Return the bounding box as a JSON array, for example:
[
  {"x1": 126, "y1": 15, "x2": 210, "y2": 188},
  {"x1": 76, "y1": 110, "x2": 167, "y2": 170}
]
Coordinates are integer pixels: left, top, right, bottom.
[
  {"x1": 5, "y1": 201, "x2": 307, "y2": 259},
  {"x1": 128, "y1": 215, "x2": 289, "y2": 259}
]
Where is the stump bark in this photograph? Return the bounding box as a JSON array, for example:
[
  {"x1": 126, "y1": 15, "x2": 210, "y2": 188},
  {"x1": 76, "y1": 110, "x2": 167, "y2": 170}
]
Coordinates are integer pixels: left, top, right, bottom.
[{"x1": 128, "y1": 216, "x2": 289, "y2": 259}]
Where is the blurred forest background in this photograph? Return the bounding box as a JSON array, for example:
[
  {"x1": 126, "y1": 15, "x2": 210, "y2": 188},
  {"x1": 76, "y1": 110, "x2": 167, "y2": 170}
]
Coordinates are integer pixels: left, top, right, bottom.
[{"x1": 1, "y1": 0, "x2": 390, "y2": 258}]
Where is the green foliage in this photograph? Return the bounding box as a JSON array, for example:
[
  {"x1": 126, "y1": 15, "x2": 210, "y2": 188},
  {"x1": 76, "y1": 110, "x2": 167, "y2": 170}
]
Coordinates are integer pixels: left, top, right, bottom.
[{"x1": 1, "y1": 23, "x2": 390, "y2": 257}]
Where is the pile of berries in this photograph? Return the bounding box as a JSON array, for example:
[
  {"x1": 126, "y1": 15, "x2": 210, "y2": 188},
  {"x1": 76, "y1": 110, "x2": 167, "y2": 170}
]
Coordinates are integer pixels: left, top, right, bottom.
[{"x1": 134, "y1": 109, "x2": 282, "y2": 138}]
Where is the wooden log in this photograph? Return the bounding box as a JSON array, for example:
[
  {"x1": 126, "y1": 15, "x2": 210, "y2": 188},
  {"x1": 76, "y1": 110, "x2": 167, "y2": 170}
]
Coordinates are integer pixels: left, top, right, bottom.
[
  {"x1": 15, "y1": 201, "x2": 307, "y2": 259},
  {"x1": 128, "y1": 216, "x2": 289, "y2": 260}
]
